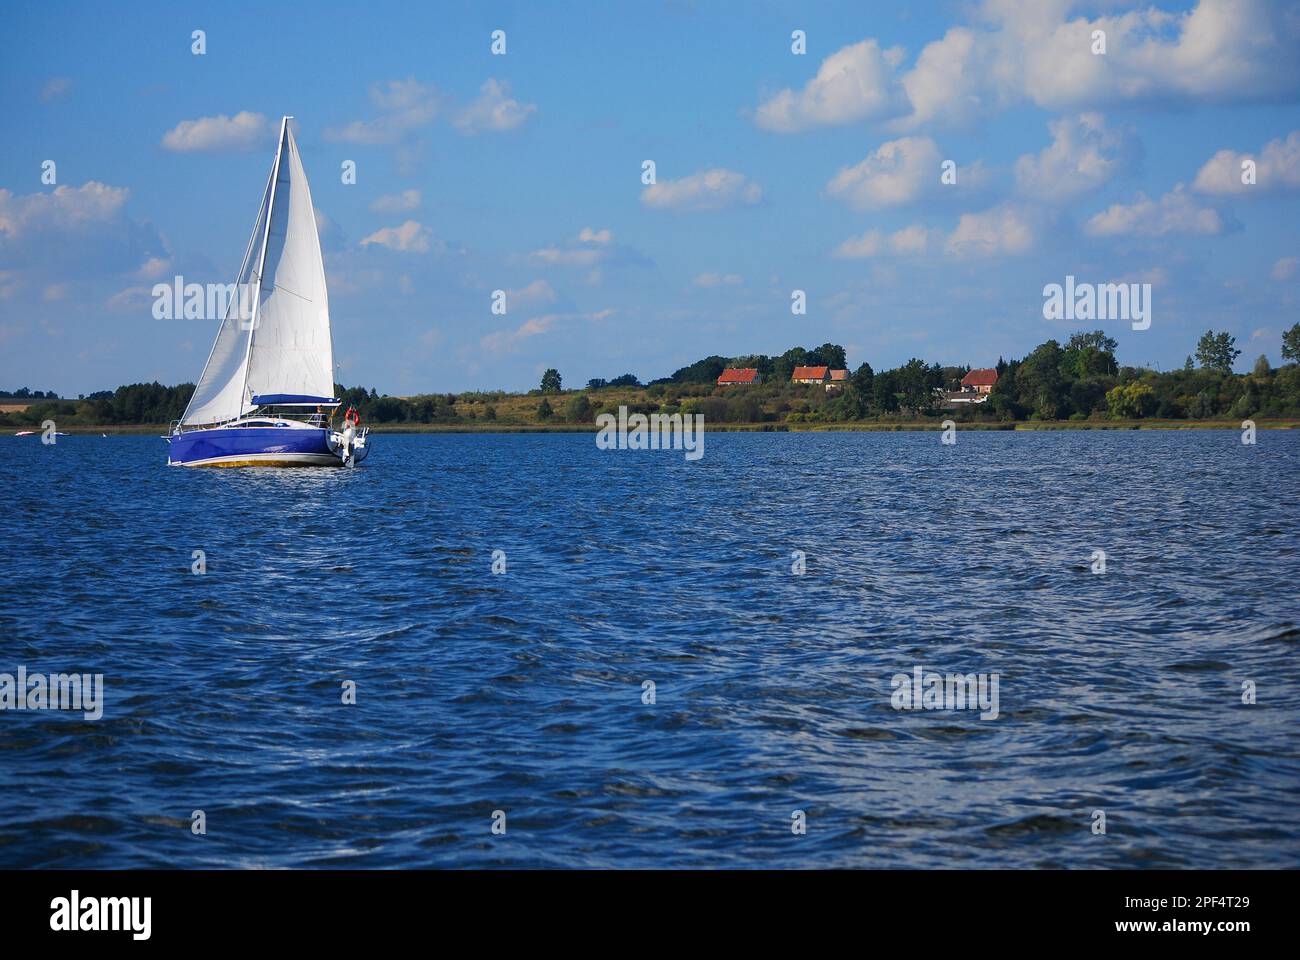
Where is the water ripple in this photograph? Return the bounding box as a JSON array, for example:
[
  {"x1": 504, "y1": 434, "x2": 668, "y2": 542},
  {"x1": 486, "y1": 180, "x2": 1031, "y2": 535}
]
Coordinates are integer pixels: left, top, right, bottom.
[{"x1": 0, "y1": 430, "x2": 1297, "y2": 867}]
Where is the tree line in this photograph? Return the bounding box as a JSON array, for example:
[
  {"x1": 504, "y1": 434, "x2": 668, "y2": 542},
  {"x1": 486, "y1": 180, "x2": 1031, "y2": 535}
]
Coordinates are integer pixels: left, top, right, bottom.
[{"x1": 4, "y1": 324, "x2": 1298, "y2": 427}]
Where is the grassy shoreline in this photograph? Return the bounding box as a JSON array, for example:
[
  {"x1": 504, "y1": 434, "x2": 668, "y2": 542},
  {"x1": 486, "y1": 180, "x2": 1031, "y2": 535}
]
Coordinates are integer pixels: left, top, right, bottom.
[{"x1": 24, "y1": 418, "x2": 1299, "y2": 436}]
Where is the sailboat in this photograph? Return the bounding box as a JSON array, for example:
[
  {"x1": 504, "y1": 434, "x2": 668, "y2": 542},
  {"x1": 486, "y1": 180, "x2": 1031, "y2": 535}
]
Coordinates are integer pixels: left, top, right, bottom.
[{"x1": 167, "y1": 117, "x2": 370, "y2": 468}]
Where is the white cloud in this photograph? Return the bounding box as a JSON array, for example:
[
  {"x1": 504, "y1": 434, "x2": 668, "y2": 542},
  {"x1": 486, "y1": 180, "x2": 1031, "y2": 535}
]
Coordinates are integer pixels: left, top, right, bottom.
[
  {"x1": 1014, "y1": 113, "x2": 1140, "y2": 201},
  {"x1": 480, "y1": 309, "x2": 612, "y2": 354},
  {"x1": 833, "y1": 231, "x2": 886, "y2": 259},
  {"x1": 39, "y1": 77, "x2": 72, "y2": 102},
  {"x1": 530, "y1": 246, "x2": 603, "y2": 267},
  {"x1": 890, "y1": 224, "x2": 931, "y2": 254},
  {"x1": 508, "y1": 279, "x2": 557, "y2": 304},
  {"x1": 0, "y1": 179, "x2": 170, "y2": 285},
  {"x1": 480, "y1": 314, "x2": 556, "y2": 354},
  {"x1": 1272, "y1": 256, "x2": 1298, "y2": 280},
  {"x1": 752, "y1": 0, "x2": 1300, "y2": 133},
  {"x1": 0, "y1": 180, "x2": 169, "y2": 310},
  {"x1": 642, "y1": 168, "x2": 762, "y2": 211},
  {"x1": 369, "y1": 189, "x2": 422, "y2": 213},
  {"x1": 898, "y1": 26, "x2": 1012, "y2": 129},
  {"x1": 1016, "y1": 0, "x2": 1300, "y2": 110},
  {"x1": 134, "y1": 256, "x2": 172, "y2": 281},
  {"x1": 755, "y1": 40, "x2": 908, "y2": 132},
  {"x1": 1192, "y1": 130, "x2": 1300, "y2": 195},
  {"x1": 161, "y1": 112, "x2": 269, "y2": 152},
  {"x1": 945, "y1": 204, "x2": 1037, "y2": 257},
  {"x1": 833, "y1": 225, "x2": 931, "y2": 259},
  {"x1": 106, "y1": 285, "x2": 153, "y2": 313},
  {"x1": 0, "y1": 181, "x2": 129, "y2": 238},
  {"x1": 325, "y1": 78, "x2": 440, "y2": 144},
  {"x1": 360, "y1": 220, "x2": 433, "y2": 252},
  {"x1": 826, "y1": 136, "x2": 943, "y2": 210},
  {"x1": 694, "y1": 272, "x2": 743, "y2": 287},
  {"x1": 1085, "y1": 185, "x2": 1226, "y2": 237},
  {"x1": 453, "y1": 79, "x2": 536, "y2": 134},
  {"x1": 527, "y1": 228, "x2": 642, "y2": 269},
  {"x1": 1117, "y1": 266, "x2": 1171, "y2": 288}
]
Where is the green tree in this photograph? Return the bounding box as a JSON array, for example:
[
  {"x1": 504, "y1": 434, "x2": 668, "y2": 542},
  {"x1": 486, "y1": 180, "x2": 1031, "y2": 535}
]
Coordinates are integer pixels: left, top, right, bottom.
[
  {"x1": 564, "y1": 394, "x2": 593, "y2": 423},
  {"x1": 809, "y1": 343, "x2": 848, "y2": 370},
  {"x1": 728, "y1": 354, "x2": 775, "y2": 379},
  {"x1": 1069, "y1": 378, "x2": 1110, "y2": 417},
  {"x1": 540, "y1": 368, "x2": 562, "y2": 393},
  {"x1": 1195, "y1": 330, "x2": 1241, "y2": 373},
  {"x1": 1282, "y1": 322, "x2": 1300, "y2": 364},
  {"x1": 851, "y1": 361, "x2": 874, "y2": 397},
  {"x1": 1105, "y1": 382, "x2": 1157, "y2": 419},
  {"x1": 772, "y1": 347, "x2": 810, "y2": 383},
  {"x1": 1066, "y1": 330, "x2": 1118, "y2": 354},
  {"x1": 669, "y1": 355, "x2": 727, "y2": 384},
  {"x1": 1017, "y1": 340, "x2": 1068, "y2": 418},
  {"x1": 872, "y1": 369, "x2": 900, "y2": 413},
  {"x1": 536, "y1": 398, "x2": 554, "y2": 420},
  {"x1": 1064, "y1": 330, "x2": 1119, "y2": 377},
  {"x1": 893, "y1": 359, "x2": 940, "y2": 411}
]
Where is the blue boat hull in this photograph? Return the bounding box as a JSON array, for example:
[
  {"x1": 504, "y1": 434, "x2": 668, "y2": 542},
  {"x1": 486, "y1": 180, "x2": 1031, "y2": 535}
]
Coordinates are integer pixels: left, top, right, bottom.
[{"x1": 167, "y1": 426, "x2": 342, "y2": 467}]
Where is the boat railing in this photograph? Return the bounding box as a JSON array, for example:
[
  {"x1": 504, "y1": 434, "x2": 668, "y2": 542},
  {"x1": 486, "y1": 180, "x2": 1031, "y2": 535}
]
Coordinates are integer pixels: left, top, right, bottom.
[{"x1": 170, "y1": 411, "x2": 337, "y2": 433}]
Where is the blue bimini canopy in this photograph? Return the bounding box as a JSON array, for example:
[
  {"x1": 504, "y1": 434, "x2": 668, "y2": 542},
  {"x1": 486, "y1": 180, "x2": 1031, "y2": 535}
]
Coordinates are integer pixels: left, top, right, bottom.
[{"x1": 252, "y1": 394, "x2": 340, "y2": 406}]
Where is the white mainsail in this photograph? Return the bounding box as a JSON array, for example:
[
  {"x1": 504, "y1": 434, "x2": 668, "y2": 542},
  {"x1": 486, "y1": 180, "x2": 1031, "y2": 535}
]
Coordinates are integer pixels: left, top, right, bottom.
[{"x1": 181, "y1": 118, "x2": 334, "y2": 426}]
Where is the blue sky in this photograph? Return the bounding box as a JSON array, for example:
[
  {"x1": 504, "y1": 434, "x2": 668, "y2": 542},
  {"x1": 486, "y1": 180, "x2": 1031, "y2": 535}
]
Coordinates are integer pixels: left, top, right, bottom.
[{"x1": 2, "y1": 0, "x2": 1298, "y2": 395}]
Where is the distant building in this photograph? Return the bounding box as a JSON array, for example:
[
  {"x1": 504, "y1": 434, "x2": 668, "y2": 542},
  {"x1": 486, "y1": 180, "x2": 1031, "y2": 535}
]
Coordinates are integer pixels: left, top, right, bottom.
[
  {"x1": 941, "y1": 390, "x2": 986, "y2": 407},
  {"x1": 791, "y1": 365, "x2": 830, "y2": 384},
  {"x1": 825, "y1": 368, "x2": 850, "y2": 392},
  {"x1": 717, "y1": 368, "x2": 761, "y2": 385},
  {"x1": 961, "y1": 368, "x2": 999, "y2": 394}
]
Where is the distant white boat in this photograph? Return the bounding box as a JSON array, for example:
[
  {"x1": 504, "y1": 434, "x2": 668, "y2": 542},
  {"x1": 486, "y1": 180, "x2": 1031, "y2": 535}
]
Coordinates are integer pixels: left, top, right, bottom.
[{"x1": 165, "y1": 117, "x2": 370, "y2": 468}]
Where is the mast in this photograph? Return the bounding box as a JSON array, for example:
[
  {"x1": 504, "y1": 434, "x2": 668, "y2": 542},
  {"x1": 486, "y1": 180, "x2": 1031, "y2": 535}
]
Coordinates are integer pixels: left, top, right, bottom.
[{"x1": 239, "y1": 115, "x2": 291, "y2": 414}]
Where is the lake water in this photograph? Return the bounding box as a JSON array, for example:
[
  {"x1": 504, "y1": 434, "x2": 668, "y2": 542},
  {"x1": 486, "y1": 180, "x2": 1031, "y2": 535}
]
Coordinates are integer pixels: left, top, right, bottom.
[{"x1": 1, "y1": 430, "x2": 1297, "y2": 868}]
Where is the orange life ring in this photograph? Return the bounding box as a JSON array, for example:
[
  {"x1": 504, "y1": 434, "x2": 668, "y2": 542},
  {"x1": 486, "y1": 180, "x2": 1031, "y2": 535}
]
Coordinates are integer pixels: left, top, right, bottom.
[{"x1": 344, "y1": 407, "x2": 360, "y2": 427}]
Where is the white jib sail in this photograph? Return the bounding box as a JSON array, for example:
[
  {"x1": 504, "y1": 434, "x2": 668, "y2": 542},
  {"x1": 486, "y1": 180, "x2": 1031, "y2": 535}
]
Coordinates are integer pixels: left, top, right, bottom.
[
  {"x1": 180, "y1": 161, "x2": 272, "y2": 425},
  {"x1": 181, "y1": 118, "x2": 334, "y2": 425}
]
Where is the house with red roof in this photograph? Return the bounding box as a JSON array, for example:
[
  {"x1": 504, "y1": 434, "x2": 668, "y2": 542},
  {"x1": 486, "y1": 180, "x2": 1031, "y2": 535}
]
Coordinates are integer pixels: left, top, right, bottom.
[
  {"x1": 960, "y1": 368, "x2": 999, "y2": 395},
  {"x1": 791, "y1": 365, "x2": 830, "y2": 384},
  {"x1": 717, "y1": 368, "x2": 761, "y2": 385}
]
